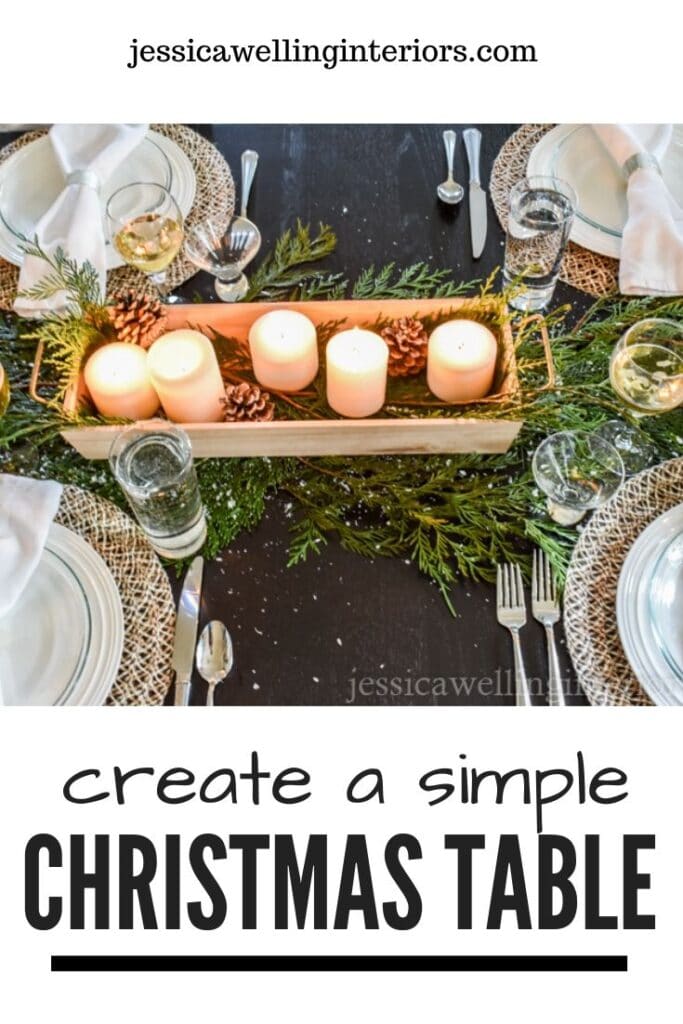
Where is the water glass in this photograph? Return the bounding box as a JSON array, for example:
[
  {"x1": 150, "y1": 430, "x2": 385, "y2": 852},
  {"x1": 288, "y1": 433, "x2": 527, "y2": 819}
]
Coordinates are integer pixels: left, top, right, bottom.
[
  {"x1": 532, "y1": 430, "x2": 624, "y2": 525},
  {"x1": 504, "y1": 175, "x2": 577, "y2": 312},
  {"x1": 109, "y1": 423, "x2": 206, "y2": 559},
  {"x1": 609, "y1": 318, "x2": 683, "y2": 415}
]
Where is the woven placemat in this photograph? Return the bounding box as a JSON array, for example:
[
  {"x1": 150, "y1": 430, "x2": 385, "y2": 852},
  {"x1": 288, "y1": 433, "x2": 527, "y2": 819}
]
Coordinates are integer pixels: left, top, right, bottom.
[
  {"x1": 564, "y1": 458, "x2": 683, "y2": 705},
  {"x1": 55, "y1": 485, "x2": 174, "y2": 706},
  {"x1": 490, "y1": 124, "x2": 619, "y2": 298},
  {"x1": 0, "y1": 124, "x2": 235, "y2": 309}
]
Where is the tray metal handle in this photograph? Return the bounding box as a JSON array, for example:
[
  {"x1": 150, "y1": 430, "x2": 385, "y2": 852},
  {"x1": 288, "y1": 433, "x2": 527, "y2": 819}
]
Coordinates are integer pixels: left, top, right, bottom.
[
  {"x1": 28, "y1": 339, "x2": 50, "y2": 406},
  {"x1": 515, "y1": 312, "x2": 556, "y2": 393}
]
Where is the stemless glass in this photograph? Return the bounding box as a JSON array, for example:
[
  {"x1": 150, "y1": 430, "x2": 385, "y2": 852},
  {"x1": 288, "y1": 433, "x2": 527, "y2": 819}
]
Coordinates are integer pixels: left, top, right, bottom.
[
  {"x1": 107, "y1": 182, "x2": 184, "y2": 301},
  {"x1": 504, "y1": 175, "x2": 577, "y2": 312},
  {"x1": 609, "y1": 318, "x2": 683, "y2": 415},
  {"x1": 532, "y1": 430, "x2": 625, "y2": 525},
  {"x1": 109, "y1": 423, "x2": 206, "y2": 559}
]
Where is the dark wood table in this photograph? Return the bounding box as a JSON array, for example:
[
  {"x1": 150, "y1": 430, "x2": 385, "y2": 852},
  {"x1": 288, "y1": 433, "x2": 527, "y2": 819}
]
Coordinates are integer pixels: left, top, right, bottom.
[
  {"x1": 0, "y1": 123, "x2": 588, "y2": 705},
  {"x1": 166, "y1": 124, "x2": 588, "y2": 706}
]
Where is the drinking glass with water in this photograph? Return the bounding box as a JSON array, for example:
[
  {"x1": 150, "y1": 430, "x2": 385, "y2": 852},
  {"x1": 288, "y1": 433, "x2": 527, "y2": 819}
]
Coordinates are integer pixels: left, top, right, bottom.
[
  {"x1": 109, "y1": 423, "x2": 207, "y2": 559},
  {"x1": 504, "y1": 175, "x2": 577, "y2": 312}
]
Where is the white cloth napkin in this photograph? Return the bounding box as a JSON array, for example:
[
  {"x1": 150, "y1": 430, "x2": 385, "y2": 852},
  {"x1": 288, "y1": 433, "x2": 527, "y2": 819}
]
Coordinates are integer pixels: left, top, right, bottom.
[
  {"x1": 14, "y1": 123, "x2": 148, "y2": 317},
  {"x1": 592, "y1": 124, "x2": 683, "y2": 295},
  {"x1": 0, "y1": 475, "x2": 63, "y2": 619}
]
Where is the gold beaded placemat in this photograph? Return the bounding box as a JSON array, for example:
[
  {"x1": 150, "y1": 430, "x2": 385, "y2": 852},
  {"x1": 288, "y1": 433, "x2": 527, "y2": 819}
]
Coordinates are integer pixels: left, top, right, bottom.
[
  {"x1": 490, "y1": 124, "x2": 619, "y2": 298},
  {"x1": 0, "y1": 124, "x2": 235, "y2": 309},
  {"x1": 55, "y1": 485, "x2": 175, "y2": 706}
]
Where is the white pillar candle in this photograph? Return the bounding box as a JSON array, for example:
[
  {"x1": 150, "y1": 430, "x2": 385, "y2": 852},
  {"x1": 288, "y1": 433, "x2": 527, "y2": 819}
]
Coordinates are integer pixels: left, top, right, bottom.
[
  {"x1": 326, "y1": 328, "x2": 389, "y2": 418},
  {"x1": 427, "y1": 319, "x2": 498, "y2": 402},
  {"x1": 147, "y1": 329, "x2": 225, "y2": 423},
  {"x1": 248, "y1": 309, "x2": 319, "y2": 392},
  {"x1": 83, "y1": 343, "x2": 159, "y2": 420}
]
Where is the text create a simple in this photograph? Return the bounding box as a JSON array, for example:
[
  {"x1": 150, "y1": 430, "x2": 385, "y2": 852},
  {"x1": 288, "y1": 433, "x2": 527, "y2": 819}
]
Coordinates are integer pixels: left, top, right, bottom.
[{"x1": 61, "y1": 750, "x2": 629, "y2": 835}]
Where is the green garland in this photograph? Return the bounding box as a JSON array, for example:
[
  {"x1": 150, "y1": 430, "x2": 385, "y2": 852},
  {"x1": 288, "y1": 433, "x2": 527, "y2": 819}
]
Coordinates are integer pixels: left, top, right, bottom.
[{"x1": 1, "y1": 224, "x2": 682, "y2": 614}]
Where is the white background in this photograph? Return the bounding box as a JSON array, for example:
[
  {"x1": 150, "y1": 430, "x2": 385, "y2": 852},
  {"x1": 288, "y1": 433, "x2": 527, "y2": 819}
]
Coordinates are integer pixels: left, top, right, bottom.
[
  {"x1": 0, "y1": 709, "x2": 678, "y2": 1022},
  {"x1": 3, "y1": 0, "x2": 682, "y2": 123},
  {"x1": 2, "y1": 1, "x2": 681, "y2": 1018}
]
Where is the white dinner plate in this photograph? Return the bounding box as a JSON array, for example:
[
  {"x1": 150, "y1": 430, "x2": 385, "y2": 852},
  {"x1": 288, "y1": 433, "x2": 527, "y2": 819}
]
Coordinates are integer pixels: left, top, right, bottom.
[
  {"x1": 527, "y1": 124, "x2": 683, "y2": 258},
  {"x1": 0, "y1": 129, "x2": 196, "y2": 268},
  {"x1": 649, "y1": 530, "x2": 683, "y2": 683},
  {"x1": 616, "y1": 502, "x2": 683, "y2": 704},
  {"x1": 0, "y1": 523, "x2": 124, "y2": 706}
]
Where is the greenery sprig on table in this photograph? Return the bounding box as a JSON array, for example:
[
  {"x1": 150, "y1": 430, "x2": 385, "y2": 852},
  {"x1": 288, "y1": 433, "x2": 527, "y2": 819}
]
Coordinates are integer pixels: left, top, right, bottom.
[{"x1": 0, "y1": 224, "x2": 681, "y2": 613}]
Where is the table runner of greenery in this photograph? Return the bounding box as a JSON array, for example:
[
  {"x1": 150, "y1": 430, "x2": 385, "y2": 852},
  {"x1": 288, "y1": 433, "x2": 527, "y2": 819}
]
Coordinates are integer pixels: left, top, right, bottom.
[{"x1": 1, "y1": 223, "x2": 681, "y2": 612}]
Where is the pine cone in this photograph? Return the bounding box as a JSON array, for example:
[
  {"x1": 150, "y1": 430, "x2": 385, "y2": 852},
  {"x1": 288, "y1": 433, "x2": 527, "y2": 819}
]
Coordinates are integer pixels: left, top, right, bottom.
[
  {"x1": 222, "y1": 382, "x2": 275, "y2": 423},
  {"x1": 381, "y1": 316, "x2": 428, "y2": 377},
  {"x1": 111, "y1": 290, "x2": 167, "y2": 348}
]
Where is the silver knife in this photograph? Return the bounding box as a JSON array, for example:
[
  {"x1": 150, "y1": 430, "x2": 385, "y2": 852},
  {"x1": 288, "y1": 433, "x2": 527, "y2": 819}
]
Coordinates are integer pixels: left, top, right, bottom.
[
  {"x1": 463, "y1": 128, "x2": 487, "y2": 259},
  {"x1": 172, "y1": 555, "x2": 204, "y2": 706}
]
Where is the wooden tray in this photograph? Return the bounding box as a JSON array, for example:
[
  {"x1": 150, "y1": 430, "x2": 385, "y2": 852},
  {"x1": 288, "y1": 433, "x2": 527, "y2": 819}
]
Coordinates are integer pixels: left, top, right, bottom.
[{"x1": 36, "y1": 298, "x2": 553, "y2": 459}]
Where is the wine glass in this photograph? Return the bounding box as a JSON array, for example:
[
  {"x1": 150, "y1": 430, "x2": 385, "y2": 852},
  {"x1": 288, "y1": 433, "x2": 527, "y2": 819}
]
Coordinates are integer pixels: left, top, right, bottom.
[
  {"x1": 532, "y1": 430, "x2": 625, "y2": 525},
  {"x1": 609, "y1": 318, "x2": 683, "y2": 415},
  {"x1": 591, "y1": 419, "x2": 657, "y2": 476},
  {"x1": 184, "y1": 151, "x2": 261, "y2": 302},
  {"x1": 107, "y1": 182, "x2": 184, "y2": 302},
  {"x1": 184, "y1": 215, "x2": 261, "y2": 302}
]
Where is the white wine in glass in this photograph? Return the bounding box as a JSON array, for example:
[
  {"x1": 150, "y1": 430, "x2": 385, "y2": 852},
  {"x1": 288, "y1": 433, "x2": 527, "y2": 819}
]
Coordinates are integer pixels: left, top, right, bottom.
[
  {"x1": 609, "y1": 318, "x2": 683, "y2": 415},
  {"x1": 107, "y1": 182, "x2": 184, "y2": 298},
  {"x1": 114, "y1": 212, "x2": 183, "y2": 275}
]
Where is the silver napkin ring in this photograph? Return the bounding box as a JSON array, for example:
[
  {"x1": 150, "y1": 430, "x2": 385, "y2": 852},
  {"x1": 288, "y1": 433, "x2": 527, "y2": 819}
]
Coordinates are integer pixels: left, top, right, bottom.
[
  {"x1": 622, "y1": 153, "x2": 661, "y2": 179},
  {"x1": 66, "y1": 169, "x2": 100, "y2": 191}
]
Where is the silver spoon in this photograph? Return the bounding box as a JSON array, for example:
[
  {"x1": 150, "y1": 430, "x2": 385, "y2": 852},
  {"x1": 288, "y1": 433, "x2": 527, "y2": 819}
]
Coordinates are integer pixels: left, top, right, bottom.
[
  {"x1": 196, "y1": 620, "x2": 234, "y2": 706},
  {"x1": 240, "y1": 149, "x2": 259, "y2": 218},
  {"x1": 437, "y1": 130, "x2": 464, "y2": 205}
]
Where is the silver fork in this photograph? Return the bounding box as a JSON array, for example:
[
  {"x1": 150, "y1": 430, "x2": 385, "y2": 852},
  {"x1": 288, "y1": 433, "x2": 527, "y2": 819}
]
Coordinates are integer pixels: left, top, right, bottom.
[
  {"x1": 496, "y1": 562, "x2": 533, "y2": 706},
  {"x1": 532, "y1": 548, "x2": 566, "y2": 707}
]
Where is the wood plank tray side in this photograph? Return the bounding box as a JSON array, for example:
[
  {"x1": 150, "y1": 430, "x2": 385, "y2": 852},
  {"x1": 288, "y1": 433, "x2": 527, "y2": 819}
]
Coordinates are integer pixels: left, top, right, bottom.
[
  {"x1": 60, "y1": 298, "x2": 525, "y2": 459},
  {"x1": 62, "y1": 417, "x2": 524, "y2": 460}
]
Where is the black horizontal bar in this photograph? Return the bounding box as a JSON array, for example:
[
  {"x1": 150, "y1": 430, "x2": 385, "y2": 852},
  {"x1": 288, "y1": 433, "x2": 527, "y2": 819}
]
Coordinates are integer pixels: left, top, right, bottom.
[{"x1": 52, "y1": 954, "x2": 627, "y2": 973}]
